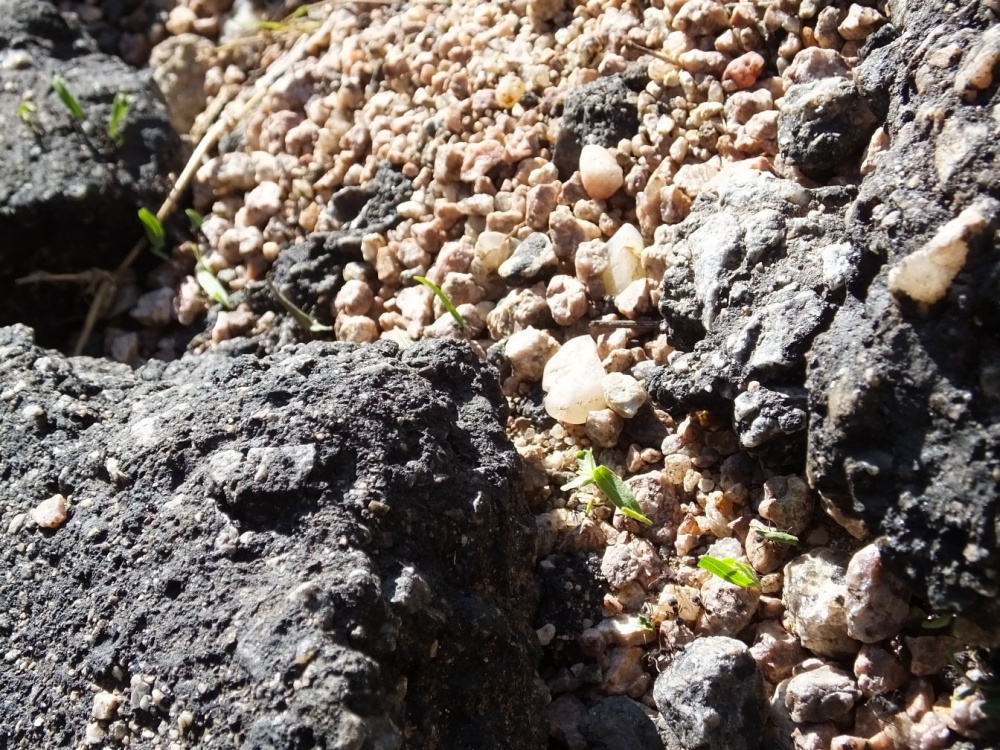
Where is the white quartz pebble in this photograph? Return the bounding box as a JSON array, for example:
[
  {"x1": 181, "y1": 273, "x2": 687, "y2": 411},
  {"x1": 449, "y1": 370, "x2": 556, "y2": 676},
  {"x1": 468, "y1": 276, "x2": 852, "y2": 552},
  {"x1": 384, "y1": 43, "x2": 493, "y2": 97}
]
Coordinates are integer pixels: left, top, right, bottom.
[
  {"x1": 580, "y1": 144, "x2": 624, "y2": 201},
  {"x1": 601, "y1": 223, "x2": 645, "y2": 296},
  {"x1": 542, "y1": 335, "x2": 608, "y2": 424}
]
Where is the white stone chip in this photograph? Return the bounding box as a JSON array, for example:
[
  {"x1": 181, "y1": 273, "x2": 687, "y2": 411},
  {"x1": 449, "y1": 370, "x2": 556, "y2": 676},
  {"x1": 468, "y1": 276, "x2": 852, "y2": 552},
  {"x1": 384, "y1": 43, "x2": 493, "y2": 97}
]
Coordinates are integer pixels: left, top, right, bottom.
[
  {"x1": 30, "y1": 494, "x2": 68, "y2": 529},
  {"x1": 601, "y1": 373, "x2": 647, "y2": 419},
  {"x1": 542, "y1": 335, "x2": 608, "y2": 424},
  {"x1": 579, "y1": 144, "x2": 624, "y2": 201}
]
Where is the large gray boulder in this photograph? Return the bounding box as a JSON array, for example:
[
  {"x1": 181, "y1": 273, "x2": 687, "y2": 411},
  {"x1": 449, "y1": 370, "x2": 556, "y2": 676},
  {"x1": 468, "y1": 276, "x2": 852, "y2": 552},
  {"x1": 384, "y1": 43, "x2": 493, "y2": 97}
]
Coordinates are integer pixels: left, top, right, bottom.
[{"x1": 0, "y1": 327, "x2": 545, "y2": 748}]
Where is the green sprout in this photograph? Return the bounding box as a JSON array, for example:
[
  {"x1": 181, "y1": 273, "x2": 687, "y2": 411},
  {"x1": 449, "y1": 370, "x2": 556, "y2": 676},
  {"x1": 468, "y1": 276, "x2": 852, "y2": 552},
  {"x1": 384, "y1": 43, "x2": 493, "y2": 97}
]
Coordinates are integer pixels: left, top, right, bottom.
[
  {"x1": 754, "y1": 529, "x2": 799, "y2": 546},
  {"x1": 257, "y1": 3, "x2": 314, "y2": 30},
  {"x1": 414, "y1": 275, "x2": 466, "y2": 330},
  {"x1": 137, "y1": 208, "x2": 168, "y2": 260},
  {"x1": 561, "y1": 448, "x2": 652, "y2": 525},
  {"x1": 185, "y1": 209, "x2": 204, "y2": 231},
  {"x1": 921, "y1": 613, "x2": 953, "y2": 630},
  {"x1": 189, "y1": 245, "x2": 233, "y2": 310},
  {"x1": 52, "y1": 75, "x2": 86, "y2": 121},
  {"x1": 698, "y1": 556, "x2": 761, "y2": 588},
  {"x1": 268, "y1": 279, "x2": 333, "y2": 333},
  {"x1": 637, "y1": 603, "x2": 655, "y2": 631},
  {"x1": 108, "y1": 92, "x2": 131, "y2": 146},
  {"x1": 17, "y1": 102, "x2": 40, "y2": 134}
]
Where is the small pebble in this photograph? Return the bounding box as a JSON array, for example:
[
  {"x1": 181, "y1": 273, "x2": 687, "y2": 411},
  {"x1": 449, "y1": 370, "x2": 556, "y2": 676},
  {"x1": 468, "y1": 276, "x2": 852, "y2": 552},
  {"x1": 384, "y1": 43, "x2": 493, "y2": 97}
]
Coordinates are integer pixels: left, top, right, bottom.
[
  {"x1": 601, "y1": 373, "x2": 647, "y2": 419},
  {"x1": 30, "y1": 494, "x2": 68, "y2": 529},
  {"x1": 579, "y1": 145, "x2": 624, "y2": 201}
]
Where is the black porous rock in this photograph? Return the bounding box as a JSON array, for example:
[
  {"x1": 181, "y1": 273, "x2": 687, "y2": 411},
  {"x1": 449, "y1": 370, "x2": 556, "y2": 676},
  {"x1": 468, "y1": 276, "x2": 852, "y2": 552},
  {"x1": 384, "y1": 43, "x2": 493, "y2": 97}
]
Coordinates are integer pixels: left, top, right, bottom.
[
  {"x1": 654, "y1": 636, "x2": 767, "y2": 750},
  {"x1": 553, "y1": 75, "x2": 639, "y2": 179},
  {"x1": 499, "y1": 232, "x2": 559, "y2": 285},
  {"x1": 806, "y1": 0, "x2": 1000, "y2": 629},
  {"x1": 580, "y1": 696, "x2": 665, "y2": 750},
  {"x1": 646, "y1": 169, "x2": 855, "y2": 465},
  {"x1": 0, "y1": 326, "x2": 545, "y2": 749},
  {"x1": 0, "y1": 0, "x2": 179, "y2": 348},
  {"x1": 777, "y1": 77, "x2": 878, "y2": 176}
]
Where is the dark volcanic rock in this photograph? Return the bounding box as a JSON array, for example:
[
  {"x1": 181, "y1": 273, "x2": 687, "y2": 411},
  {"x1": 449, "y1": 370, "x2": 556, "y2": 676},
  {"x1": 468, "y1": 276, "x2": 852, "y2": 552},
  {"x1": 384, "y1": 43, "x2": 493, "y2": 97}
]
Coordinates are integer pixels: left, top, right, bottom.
[
  {"x1": 553, "y1": 75, "x2": 639, "y2": 179},
  {"x1": 647, "y1": 169, "x2": 855, "y2": 464},
  {"x1": 653, "y1": 636, "x2": 767, "y2": 750},
  {"x1": 0, "y1": 0, "x2": 179, "y2": 348},
  {"x1": 806, "y1": 0, "x2": 1000, "y2": 627},
  {"x1": 580, "y1": 696, "x2": 665, "y2": 750},
  {"x1": 0, "y1": 326, "x2": 545, "y2": 748},
  {"x1": 777, "y1": 78, "x2": 878, "y2": 176}
]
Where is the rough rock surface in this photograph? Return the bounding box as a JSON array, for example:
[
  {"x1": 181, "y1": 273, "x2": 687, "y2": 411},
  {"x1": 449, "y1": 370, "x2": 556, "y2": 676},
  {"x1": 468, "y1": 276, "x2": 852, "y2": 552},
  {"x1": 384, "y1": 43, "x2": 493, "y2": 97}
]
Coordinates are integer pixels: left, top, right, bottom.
[
  {"x1": 0, "y1": 325, "x2": 544, "y2": 749},
  {"x1": 648, "y1": 0, "x2": 1000, "y2": 626},
  {"x1": 553, "y1": 73, "x2": 642, "y2": 179},
  {"x1": 805, "y1": 0, "x2": 1000, "y2": 626},
  {"x1": 0, "y1": 0, "x2": 179, "y2": 348},
  {"x1": 653, "y1": 636, "x2": 767, "y2": 750},
  {"x1": 647, "y1": 169, "x2": 854, "y2": 464}
]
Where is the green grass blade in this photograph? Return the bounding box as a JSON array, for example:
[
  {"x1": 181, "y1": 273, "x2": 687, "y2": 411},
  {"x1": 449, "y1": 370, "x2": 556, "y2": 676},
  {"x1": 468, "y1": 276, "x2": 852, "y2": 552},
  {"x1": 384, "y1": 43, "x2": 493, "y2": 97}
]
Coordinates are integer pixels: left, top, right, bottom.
[
  {"x1": 592, "y1": 466, "x2": 652, "y2": 525},
  {"x1": 755, "y1": 529, "x2": 799, "y2": 546},
  {"x1": 698, "y1": 556, "x2": 760, "y2": 588},
  {"x1": 137, "y1": 208, "x2": 168, "y2": 260},
  {"x1": 185, "y1": 209, "x2": 204, "y2": 231},
  {"x1": 195, "y1": 266, "x2": 233, "y2": 310},
  {"x1": 413, "y1": 275, "x2": 466, "y2": 330},
  {"x1": 108, "y1": 92, "x2": 131, "y2": 146},
  {"x1": 52, "y1": 75, "x2": 86, "y2": 121}
]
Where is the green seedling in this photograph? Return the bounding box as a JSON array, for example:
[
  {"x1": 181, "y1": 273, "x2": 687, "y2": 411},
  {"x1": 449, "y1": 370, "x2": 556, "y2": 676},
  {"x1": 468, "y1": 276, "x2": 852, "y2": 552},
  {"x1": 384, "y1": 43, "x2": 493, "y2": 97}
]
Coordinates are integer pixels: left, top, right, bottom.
[
  {"x1": 137, "y1": 208, "x2": 169, "y2": 260},
  {"x1": 268, "y1": 279, "x2": 333, "y2": 333},
  {"x1": 414, "y1": 275, "x2": 466, "y2": 330},
  {"x1": 189, "y1": 245, "x2": 233, "y2": 310},
  {"x1": 185, "y1": 209, "x2": 205, "y2": 231},
  {"x1": 921, "y1": 613, "x2": 953, "y2": 630},
  {"x1": 637, "y1": 603, "x2": 655, "y2": 632},
  {"x1": 108, "y1": 92, "x2": 131, "y2": 146},
  {"x1": 17, "y1": 102, "x2": 40, "y2": 134},
  {"x1": 754, "y1": 529, "x2": 799, "y2": 546},
  {"x1": 561, "y1": 448, "x2": 652, "y2": 525},
  {"x1": 698, "y1": 556, "x2": 761, "y2": 588},
  {"x1": 52, "y1": 75, "x2": 86, "y2": 121},
  {"x1": 258, "y1": 3, "x2": 314, "y2": 30}
]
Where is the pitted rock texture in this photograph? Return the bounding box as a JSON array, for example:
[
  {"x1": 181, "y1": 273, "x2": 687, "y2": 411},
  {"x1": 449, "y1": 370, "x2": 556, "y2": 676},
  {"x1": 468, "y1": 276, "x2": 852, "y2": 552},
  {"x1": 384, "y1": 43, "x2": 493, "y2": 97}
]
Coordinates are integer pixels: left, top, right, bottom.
[
  {"x1": 647, "y1": 169, "x2": 856, "y2": 465},
  {"x1": 0, "y1": 326, "x2": 544, "y2": 749},
  {"x1": 0, "y1": 0, "x2": 179, "y2": 348},
  {"x1": 806, "y1": 0, "x2": 1000, "y2": 626},
  {"x1": 649, "y1": 0, "x2": 1000, "y2": 628}
]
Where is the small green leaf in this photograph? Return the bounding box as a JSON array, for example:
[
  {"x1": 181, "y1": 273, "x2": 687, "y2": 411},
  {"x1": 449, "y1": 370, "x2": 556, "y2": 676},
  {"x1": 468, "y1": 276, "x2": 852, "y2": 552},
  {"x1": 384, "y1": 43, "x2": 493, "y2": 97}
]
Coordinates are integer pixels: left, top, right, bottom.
[
  {"x1": 108, "y1": 92, "x2": 131, "y2": 146},
  {"x1": 137, "y1": 208, "x2": 168, "y2": 260},
  {"x1": 185, "y1": 209, "x2": 204, "y2": 231},
  {"x1": 414, "y1": 275, "x2": 466, "y2": 330},
  {"x1": 592, "y1": 466, "x2": 652, "y2": 525},
  {"x1": 755, "y1": 529, "x2": 799, "y2": 546},
  {"x1": 637, "y1": 613, "x2": 654, "y2": 631},
  {"x1": 268, "y1": 279, "x2": 333, "y2": 334},
  {"x1": 195, "y1": 266, "x2": 233, "y2": 310},
  {"x1": 52, "y1": 75, "x2": 86, "y2": 121},
  {"x1": 17, "y1": 102, "x2": 40, "y2": 134},
  {"x1": 698, "y1": 556, "x2": 761, "y2": 588},
  {"x1": 921, "y1": 614, "x2": 953, "y2": 630}
]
